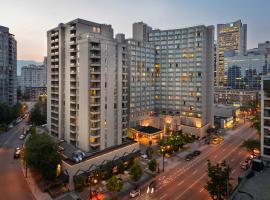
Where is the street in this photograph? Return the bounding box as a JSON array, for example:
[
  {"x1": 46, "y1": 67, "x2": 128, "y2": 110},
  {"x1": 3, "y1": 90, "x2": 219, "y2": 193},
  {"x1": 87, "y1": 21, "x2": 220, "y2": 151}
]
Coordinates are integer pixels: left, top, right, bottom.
[
  {"x1": 124, "y1": 122, "x2": 257, "y2": 200},
  {"x1": 0, "y1": 120, "x2": 34, "y2": 200}
]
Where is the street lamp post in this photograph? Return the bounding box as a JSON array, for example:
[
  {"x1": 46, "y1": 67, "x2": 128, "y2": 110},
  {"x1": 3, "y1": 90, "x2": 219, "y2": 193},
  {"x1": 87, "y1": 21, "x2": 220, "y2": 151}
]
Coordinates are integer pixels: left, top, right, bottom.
[
  {"x1": 161, "y1": 147, "x2": 165, "y2": 172},
  {"x1": 88, "y1": 176, "x2": 92, "y2": 200}
]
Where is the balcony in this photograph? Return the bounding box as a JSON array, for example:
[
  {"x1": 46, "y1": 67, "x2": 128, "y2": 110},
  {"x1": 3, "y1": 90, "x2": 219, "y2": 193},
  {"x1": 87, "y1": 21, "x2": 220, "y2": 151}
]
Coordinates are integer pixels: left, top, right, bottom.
[
  {"x1": 90, "y1": 43, "x2": 100, "y2": 50},
  {"x1": 90, "y1": 75, "x2": 101, "y2": 82},
  {"x1": 264, "y1": 128, "x2": 270, "y2": 137},
  {"x1": 90, "y1": 142, "x2": 100, "y2": 147},
  {"x1": 264, "y1": 119, "x2": 270, "y2": 127},
  {"x1": 90, "y1": 109, "x2": 100, "y2": 114},
  {"x1": 265, "y1": 100, "x2": 270, "y2": 108},
  {"x1": 90, "y1": 99, "x2": 100, "y2": 106},
  {"x1": 70, "y1": 47, "x2": 76, "y2": 52},
  {"x1": 265, "y1": 109, "x2": 270, "y2": 118},
  {"x1": 90, "y1": 53, "x2": 101, "y2": 58}
]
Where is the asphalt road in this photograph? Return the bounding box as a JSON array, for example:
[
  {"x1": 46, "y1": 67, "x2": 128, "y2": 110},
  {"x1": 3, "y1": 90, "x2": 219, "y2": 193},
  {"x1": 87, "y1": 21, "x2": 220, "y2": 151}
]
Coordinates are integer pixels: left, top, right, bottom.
[
  {"x1": 126, "y1": 122, "x2": 257, "y2": 200},
  {"x1": 0, "y1": 120, "x2": 34, "y2": 200}
]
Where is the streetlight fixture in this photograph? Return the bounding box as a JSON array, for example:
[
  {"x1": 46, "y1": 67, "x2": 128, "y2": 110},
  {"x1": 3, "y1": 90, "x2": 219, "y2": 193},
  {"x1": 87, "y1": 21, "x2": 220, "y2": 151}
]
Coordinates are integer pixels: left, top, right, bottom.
[
  {"x1": 88, "y1": 176, "x2": 93, "y2": 200},
  {"x1": 161, "y1": 146, "x2": 165, "y2": 172}
]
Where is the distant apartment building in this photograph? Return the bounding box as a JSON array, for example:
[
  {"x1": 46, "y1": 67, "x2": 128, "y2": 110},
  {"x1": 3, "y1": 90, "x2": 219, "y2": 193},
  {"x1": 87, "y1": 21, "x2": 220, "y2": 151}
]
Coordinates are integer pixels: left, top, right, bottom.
[
  {"x1": 20, "y1": 64, "x2": 46, "y2": 91},
  {"x1": 224, "y1": 49, "x2": 269, "y2": 90},
  {"x1": 214, "y1": 87, "x2": 258, "y2": 106},
  {"x1": 216, "y1": 20, "x2": 247, "y2": 86},
  {"x1": 47, "y1": 19, "x2": 128, "y2": 152},
  {"x1": 261, "y1": 76, "x2": 270, "y2": 162},
  {"x1": 129, "y1": 23, "x2": 214, "y2": 137},
  {"x1": 0, "y1": 25, "x2": 17, "y2": 105}
]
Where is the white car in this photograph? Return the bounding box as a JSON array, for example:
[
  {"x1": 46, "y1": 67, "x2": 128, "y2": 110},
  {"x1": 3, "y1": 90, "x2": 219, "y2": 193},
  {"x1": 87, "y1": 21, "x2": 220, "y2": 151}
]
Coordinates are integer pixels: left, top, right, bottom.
[
  {"x1": 19, "y1": 134, "x2": 25, "y2": 140},
  {"x1": 140, "y1": 154, "x2": 148, "y2": 159},
  {"x1": 130, "y1": 189, "x2": 140, "y2": 198}
]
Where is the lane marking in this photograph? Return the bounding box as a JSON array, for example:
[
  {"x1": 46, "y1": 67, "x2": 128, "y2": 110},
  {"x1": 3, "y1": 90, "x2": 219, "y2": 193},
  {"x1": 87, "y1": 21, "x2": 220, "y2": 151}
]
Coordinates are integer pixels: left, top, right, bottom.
[
  {"x1": 199, "y1": 188, "x2": 204, "y2": 193},
  {"x1": 192, "y1": 169, "x2": 198, "y2": 175},
  {"x1": 174, "y1": 131, "x2": 255, "y2": 200},
  {"x1": 232, "y1": 169, "x2": 236, "y2": 174},
  {"x1": 177, "y1": 180, "x2": 184, "y2": 186},
  {"x1": 160, "y1": 194, "x2": 167, "y2": 200}
]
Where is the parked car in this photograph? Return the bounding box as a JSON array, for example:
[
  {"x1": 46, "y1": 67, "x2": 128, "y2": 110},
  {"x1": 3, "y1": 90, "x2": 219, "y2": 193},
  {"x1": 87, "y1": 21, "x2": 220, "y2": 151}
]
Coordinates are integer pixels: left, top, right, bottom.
[
  {"x1": 15, "y1": 118, "x2": 22, "y2": 125},
  {"x1": 192, "y1": 150, "x2": 201, "y2": 156},
  {"x1": 130, "y1": 189, "x2": 140, "y2": 198},
  {"x1": 240, "y1": 161, "x2": 250, "y2": 170},
  {"x1": 212, "y1": 137, "x2": 221, "y2": 145},
  {"x1": 8, "y1": 124, "x2": 14, "y2": 130},
  {"x1": 19, "y1": 134, "x2": 25, "y2": 140},
  {"x1": 185, "y1": 153, "x2": 193, "y2": 161},
  {"x1": 140, "y1": 154, "x2": 148, "y2": 159},
  {"x1": 71, "y1": 150, "x2": 86, "y2": 163},
  {"x1": 14, "y1": 147, "x2": 21, "y2": 159}
]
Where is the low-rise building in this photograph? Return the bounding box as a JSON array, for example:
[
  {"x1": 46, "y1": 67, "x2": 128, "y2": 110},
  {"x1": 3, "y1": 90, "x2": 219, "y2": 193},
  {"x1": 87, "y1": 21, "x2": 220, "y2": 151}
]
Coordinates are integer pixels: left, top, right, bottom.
[
  {"x1": 214, "y1": 104, "x2": 240, "y2": 129},
  {"x1": 214, "y1": 87, "x2": 258, "y2": 106}
]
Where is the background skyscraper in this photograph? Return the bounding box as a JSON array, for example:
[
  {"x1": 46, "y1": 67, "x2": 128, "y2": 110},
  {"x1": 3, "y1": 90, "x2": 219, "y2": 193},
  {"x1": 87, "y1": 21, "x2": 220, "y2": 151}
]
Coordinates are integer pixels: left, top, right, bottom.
[
  {"x1": 0, "y1": 25, "x2": 17, "y2": 105},
  {"x1": 216, "y1": 20, "x2": 247, "y2": 86}
]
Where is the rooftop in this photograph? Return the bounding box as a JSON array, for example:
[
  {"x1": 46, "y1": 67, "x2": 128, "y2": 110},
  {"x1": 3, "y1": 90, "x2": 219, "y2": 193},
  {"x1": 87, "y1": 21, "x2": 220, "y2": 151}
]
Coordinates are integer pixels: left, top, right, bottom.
[
  {"x1": 232, "y1": 168, "x2": 270, "y2": 200},
  {"x1": 132, "y1": 125, "x2": 162, "y2": 134}
]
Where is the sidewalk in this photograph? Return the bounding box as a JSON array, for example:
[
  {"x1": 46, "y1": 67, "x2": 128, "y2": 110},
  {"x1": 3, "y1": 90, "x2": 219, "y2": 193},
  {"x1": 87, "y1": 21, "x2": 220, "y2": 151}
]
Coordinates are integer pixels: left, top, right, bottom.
[{"x1": 21, "y1": 161, "x2": 52, "y2": 200}]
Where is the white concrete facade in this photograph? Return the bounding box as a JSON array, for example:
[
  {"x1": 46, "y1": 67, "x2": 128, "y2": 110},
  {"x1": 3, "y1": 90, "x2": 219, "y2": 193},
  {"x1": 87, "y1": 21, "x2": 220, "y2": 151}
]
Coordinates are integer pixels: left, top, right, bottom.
[{"x1": 47, "y1": 19, "x2": 128, "y2": 152}]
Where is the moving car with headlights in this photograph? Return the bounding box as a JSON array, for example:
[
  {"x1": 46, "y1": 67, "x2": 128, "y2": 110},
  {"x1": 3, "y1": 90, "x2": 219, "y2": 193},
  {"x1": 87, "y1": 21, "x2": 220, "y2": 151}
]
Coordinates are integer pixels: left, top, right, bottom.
[
  {"x1": 14, "y1": 147, "x2": 21, "y2": 159},
  {"x1": 130, "y1": 189, "x2": 140, "y2": 198}
]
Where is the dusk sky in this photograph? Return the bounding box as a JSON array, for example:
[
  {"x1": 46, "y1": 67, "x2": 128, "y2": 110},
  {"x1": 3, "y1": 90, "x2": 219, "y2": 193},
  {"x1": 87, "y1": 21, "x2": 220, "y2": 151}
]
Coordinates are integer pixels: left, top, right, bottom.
[{"x1": 1, "y1": 0, "x2": 270, "y2": 62}]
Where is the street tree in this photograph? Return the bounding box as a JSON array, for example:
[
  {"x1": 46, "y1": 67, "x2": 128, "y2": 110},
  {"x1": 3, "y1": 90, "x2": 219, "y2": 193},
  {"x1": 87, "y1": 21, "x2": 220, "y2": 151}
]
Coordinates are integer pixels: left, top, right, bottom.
[
  {"x1": 205, "y1": 160, "x2": 232, "y2": 200},
  {"x1": 29, "y1": 100, "x2": 47, "y2": 125},
  {"x1": 24, "y1": 133, "x2": 61, "y2": 180},
  {"x1": 251, "y1": 112, "x2": 261, "y2": 135},
  {"x1": 148, "y1": 158, "x2": 158, "y2": 172},
  {"x1": 241, "y1": 139, "x2": 260, "y2": 156},
  {"x1": 130, "y1": 160, "x2": 143, "y2": 183},
  {"x1": 106, "y1": 175, "x2": 123, "y2": 200}
]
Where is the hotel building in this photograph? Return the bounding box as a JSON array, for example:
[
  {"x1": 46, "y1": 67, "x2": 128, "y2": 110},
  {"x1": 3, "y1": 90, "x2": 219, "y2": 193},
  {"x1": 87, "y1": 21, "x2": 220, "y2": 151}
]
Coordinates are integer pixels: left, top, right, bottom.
[
  {"x1": 129, "y1": 23, "x2": 215, "y2": 137},
  {"x1": 47, "y1": 19, "x2": 128, "y2": 152}
]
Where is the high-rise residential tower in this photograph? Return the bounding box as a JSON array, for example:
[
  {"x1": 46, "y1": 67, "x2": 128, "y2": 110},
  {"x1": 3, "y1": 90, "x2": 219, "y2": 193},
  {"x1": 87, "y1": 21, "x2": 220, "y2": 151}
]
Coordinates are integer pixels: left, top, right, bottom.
[
  {"x1": 47, "y1": 19, "x2": 128, "y2": 152},
  {"x1": 217, "y1": 20, "x2": 247, "y2": 86},
  {"x1": 0, "y1": 26, "x2": 17, "y2": 105},
  {"x1": 261, "y1": 76, "x2": 270, "y2": 163},
  {"x1": 129, "y1": 23, "x2": 215, "y2": 137}
]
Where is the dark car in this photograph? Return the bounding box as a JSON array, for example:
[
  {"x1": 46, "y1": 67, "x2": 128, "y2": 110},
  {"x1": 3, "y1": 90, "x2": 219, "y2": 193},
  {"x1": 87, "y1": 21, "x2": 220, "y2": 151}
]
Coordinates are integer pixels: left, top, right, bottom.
[
  {"x1": 14, "y1": 147, "x2": 21, "y2": 159},
  {"x1": 192, "y1": 150, "x2": 201, "y2": 156},
  {"x1": 185, "y1": 154, "x2": 193, "y2": 161}
]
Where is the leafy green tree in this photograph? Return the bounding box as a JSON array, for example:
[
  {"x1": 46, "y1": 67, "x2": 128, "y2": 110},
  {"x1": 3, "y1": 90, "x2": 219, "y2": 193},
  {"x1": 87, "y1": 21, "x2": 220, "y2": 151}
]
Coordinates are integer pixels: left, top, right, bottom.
[
  {"x1": 241, "y1": 139, "x2": 260, "y2": 156},
  {"x1": 102, "y1": 161, "x2": 113, "y2": 179},
  {"x1": 106, "y1": 175, "x2": 123, "y2": 200},
  {"x1": 146, "y1": 147, "x2": 154, "y2": 158},
  {"x1": 205, "y1": 160, "x2": 232, "y2": 200},
  {"x1": 74, "y1": 175, "x2": 87, "y2": 192},
  {"x1": 130, "y1": 161, "x2": 143, "y2": 182},
  {"x1": 148, "y1": 158, "x2": 157, "y2": 172},
  {"x1": 251, "y1": 112, "x2": 261, "y2": 135},
  {"x1": 24, "y1": 133, "x2": 61, "y2": 180},
  {"x1": 0, "y1": 102, "x2": 23, "y2": 124},
  {"x1": 117, "y1": 160, "x2": 125, "y2": 174},
  {"x1": 29, "y1": 100, "x2": 47, "y2": 125}
]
